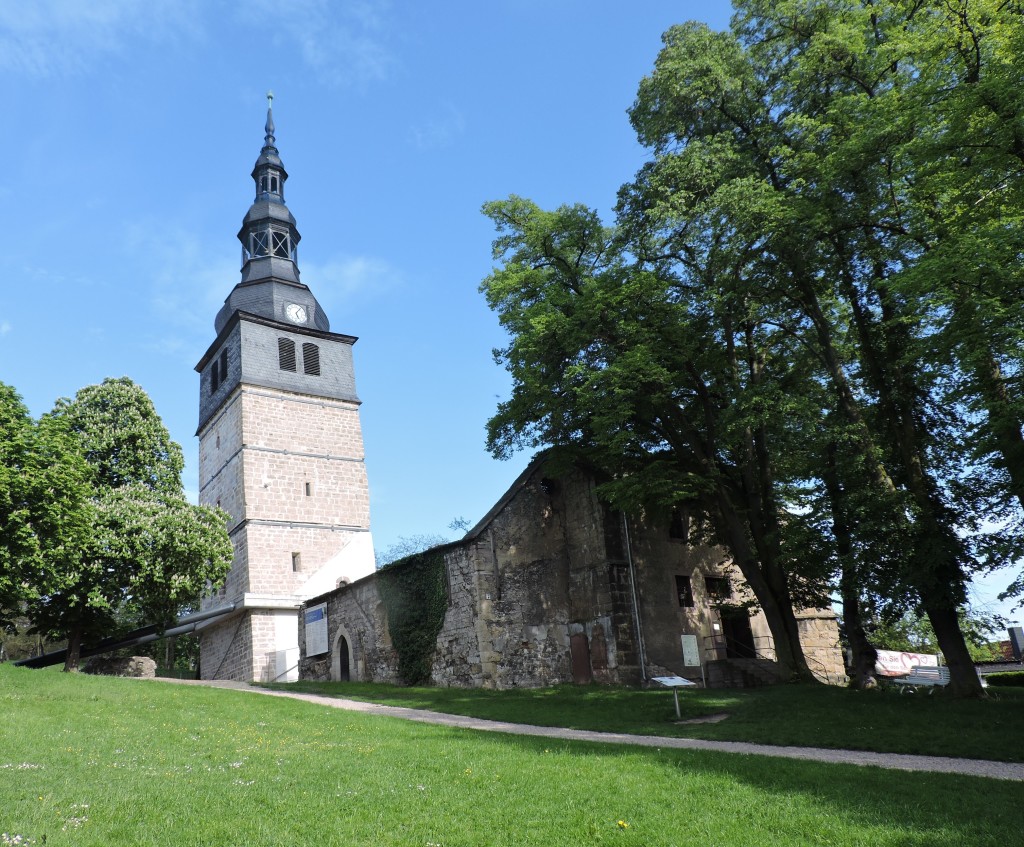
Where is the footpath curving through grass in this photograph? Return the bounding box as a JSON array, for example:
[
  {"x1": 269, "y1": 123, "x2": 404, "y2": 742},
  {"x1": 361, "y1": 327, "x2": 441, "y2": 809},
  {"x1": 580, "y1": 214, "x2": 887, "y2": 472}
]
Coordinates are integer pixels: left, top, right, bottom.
[
  {"x1": 269, "y1": 679, "x2": 1024, "y2": 762},
  {"x1": 1, "y1": 665, "x2": 1021, "y2": 846}
]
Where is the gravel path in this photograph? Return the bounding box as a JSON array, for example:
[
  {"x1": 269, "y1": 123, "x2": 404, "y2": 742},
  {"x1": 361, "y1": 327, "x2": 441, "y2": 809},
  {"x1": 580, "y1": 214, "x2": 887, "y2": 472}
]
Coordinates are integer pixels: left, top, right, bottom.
[{"x1": 157, "y1": 678, "x2": 1024, "y2": 782}]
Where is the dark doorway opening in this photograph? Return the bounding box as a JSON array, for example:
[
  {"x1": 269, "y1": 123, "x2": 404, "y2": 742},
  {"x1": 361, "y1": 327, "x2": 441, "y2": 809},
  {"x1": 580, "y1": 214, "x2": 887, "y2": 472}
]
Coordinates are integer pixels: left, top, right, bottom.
[
  {"x1": 720, "y1": 608, "x2": 756, "y2": 658},
  {"x1": 338, "y1": 635, "x2": 350, "y2": 681}
]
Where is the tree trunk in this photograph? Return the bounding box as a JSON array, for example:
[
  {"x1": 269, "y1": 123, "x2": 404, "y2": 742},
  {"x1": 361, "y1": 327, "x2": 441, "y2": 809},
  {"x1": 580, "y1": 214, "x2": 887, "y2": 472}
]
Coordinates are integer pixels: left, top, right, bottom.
[
  {"x1": 714, "y1": 486, "x2": 815, "y2": 682},
  {"x1": 63, "y1": 626, "x2": 82, "y2": 673},
  {"x1": 822, "y1": 442, "x2": 877, "y2": 688},
  {"x1": 926, "y1": 603, "x2": 985, "y2": 698}
]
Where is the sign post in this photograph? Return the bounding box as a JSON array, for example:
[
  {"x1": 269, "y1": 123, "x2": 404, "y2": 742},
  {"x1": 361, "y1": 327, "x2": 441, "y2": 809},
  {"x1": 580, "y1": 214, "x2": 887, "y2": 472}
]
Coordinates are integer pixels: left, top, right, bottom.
[{"x1": 651, "y1": 675, "x2": 697, "y2": 719}]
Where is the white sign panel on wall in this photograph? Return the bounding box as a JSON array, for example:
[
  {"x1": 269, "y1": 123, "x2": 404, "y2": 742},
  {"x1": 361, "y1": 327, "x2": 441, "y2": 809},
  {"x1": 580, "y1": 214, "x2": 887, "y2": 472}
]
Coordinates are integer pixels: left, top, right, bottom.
[
  {"x1": 305, "y1": 603, "x2": 328, "y2": 657},
  {"x1": 680, "y1": 634, "x2": 700, "y2": 667}
]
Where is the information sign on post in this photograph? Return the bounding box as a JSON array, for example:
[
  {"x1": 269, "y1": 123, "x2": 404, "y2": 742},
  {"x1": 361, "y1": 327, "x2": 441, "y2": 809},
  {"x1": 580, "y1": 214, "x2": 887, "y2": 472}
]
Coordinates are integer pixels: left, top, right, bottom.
[
  {"x1": 652, "y1": 675, "x2": 696, "y2": 719},
  {"x1": 304, "y1": 603, "x2": 328, "y2": 657}
]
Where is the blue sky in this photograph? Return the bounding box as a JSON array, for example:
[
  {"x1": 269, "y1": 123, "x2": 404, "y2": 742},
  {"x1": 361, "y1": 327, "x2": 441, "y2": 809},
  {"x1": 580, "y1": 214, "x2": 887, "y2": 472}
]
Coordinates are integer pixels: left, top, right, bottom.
[{"x1": 0, "y1": 1, "x2": 1017, "y2": 624}]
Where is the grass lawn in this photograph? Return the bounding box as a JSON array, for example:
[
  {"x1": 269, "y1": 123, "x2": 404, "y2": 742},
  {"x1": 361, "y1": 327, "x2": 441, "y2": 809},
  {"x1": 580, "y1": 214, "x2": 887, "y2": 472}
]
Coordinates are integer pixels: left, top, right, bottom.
[
  {"x1": 269, "y1": 679, "x2": 1024, "y2": 762},
  {"x1": 1, "y1": 665, "x2": 1021, "y2": 846}
]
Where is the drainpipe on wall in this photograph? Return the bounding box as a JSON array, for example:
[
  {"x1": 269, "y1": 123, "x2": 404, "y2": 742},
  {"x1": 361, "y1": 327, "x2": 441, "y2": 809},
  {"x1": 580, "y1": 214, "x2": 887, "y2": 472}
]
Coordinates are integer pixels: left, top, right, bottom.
[{"x1": 621, "y1": 512, "x2": 648, "y2": 682}]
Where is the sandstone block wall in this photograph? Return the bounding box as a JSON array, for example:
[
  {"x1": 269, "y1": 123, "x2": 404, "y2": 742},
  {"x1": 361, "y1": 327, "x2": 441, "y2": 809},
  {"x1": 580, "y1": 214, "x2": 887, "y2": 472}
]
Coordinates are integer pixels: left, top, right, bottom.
[{"x1": 297, "y1": 460, "x2": 846, "y2": 690}]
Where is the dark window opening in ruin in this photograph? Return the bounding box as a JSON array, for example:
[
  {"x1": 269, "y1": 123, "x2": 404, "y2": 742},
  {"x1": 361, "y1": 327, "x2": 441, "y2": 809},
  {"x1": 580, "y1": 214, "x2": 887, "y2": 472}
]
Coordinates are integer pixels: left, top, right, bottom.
[
  {"x1": 676, "y1": 575, "x2": 694, "y2": 608},
  {"x1": 603, "y1": 507, "x2": 625, "y2": 560},
  {"x1": 705, "y1": 576, "x2": 732, "y2": 602},
  {"x1": 302, "y1": 342, "x2": 321, "y2": 376},
  {"x1": 278, "y1": 337, "x2": 296, "y2": 371},
  {"x1": 304, "y1": 481, "x2": 312, "y2": 497},
  {"x1": 292, "y1": 552, "x2": 301, "y2": 572},
  {"x1": 669, "y1": 507, "x2": 687, "y2": 540},
  {"x1": 219, "y1": 348, "x2": 228, "y2": 383}
]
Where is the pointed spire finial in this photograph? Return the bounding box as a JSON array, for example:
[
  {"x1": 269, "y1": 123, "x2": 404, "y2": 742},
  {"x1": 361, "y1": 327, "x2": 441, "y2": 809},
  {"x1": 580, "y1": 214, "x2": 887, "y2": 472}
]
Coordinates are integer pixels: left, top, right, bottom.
[{"x1": 264, "y1": 90, "x2": 276, "y2": 147}]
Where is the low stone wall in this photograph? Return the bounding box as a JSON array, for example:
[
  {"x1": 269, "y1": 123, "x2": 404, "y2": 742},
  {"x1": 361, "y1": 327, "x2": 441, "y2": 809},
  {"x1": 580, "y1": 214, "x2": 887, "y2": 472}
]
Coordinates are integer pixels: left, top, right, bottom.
[{"x1": 83, "y1": 656, "x2": 157, "y2": 678}]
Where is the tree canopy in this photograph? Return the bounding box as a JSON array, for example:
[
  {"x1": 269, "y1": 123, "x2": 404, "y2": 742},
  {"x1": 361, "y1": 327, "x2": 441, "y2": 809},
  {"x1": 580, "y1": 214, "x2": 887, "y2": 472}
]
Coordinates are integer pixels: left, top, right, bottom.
[
  {"x1": 4, "y1": 377, "x2": 232, "y2": 671},
  {"x1": 481, "y1": 0, "x2": 1024, "y2": 696}
]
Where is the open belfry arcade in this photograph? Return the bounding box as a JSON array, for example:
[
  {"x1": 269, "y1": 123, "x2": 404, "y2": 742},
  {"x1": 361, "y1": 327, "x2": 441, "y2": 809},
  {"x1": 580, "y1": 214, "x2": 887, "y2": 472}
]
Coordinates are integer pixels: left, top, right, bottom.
[{"x1": 195, "y1": 97, "x2": 376, "y2": 682}]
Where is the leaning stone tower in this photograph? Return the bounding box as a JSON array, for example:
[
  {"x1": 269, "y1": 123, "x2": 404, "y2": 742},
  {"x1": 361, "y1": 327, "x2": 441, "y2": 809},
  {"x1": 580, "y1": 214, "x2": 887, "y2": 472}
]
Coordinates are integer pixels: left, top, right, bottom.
[{"x1": 195, "y1": 98, "x2": 375, "y2": 682}]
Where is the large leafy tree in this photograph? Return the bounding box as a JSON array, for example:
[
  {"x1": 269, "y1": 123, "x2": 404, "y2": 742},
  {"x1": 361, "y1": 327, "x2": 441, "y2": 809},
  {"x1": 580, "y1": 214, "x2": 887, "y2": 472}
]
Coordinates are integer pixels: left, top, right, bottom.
[
  {"x1": 27, "y1": 377, "x2": 232, "y2": 671},
  {"x1": 0, "y1": 383, "x2": 94, "y2": 634},
  {"x1": 481, "y1": 198, "x2": 828, "y2": 680},
  {"x1": 482, "y1": 1, "x2": 1023, "y2": 696}
]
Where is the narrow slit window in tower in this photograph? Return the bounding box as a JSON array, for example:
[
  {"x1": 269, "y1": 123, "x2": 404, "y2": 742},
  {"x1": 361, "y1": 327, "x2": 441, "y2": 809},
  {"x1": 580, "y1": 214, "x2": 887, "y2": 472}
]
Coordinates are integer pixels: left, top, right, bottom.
[
  {"x1": 219, "y1": 348, "x2": 228, "y2": 383},
  {"x1": 210, "y1": 360, "x2": 219, "y2": 393},
  {"x1": 292, "y1": 552, "x2": 301, "y2": 572},
  {"x1": 302, "y1": 343, "x2": 321, "y2": 376},
  {"x1": 278, "y1": 338, "x2": 296, "y2": 371},
  {"x1": 304, "y1": 481, "x2": 312, "y2": 496}
]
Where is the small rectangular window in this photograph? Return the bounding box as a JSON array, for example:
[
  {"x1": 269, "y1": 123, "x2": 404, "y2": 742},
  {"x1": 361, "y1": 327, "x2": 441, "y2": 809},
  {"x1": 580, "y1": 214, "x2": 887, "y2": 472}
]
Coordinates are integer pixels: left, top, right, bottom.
[
  {"x1": 304, "y1": 482, "x2": 312, "y2": 497},
  {"x1": 292, "y1": 552, "x2": 301, "y2": 572},
  {"x1": 278, "y1": 338, "x2": 296, "y2": 371},
  {"x1": 302, "y1": 342, "x2": 321, "y2": 376},
  {"x1": 670, "y1": 508, "x2": 687, "y2": 540},
  {"x1": 676, "y1": 575, "x2": 694, "y2": 608},
  {"x1": 705, "y1": 576, "x2": 732, "y2": 602}
]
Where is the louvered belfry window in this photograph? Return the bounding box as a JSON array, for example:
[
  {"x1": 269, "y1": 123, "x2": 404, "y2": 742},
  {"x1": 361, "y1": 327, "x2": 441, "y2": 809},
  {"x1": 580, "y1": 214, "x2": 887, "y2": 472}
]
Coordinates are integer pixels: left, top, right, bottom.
[
  {"x1": 278, "y1": 337, "x2": 297, "y2": 371},
  {"x1": 302, "y1": 342, "x2": 321, "y2": 376},
  {"x1": 210, "y1": 360, "x2": 219, "y2": 394},
  {"x1": 219, "y1": 348, "x2": 228, "y2": 382}
]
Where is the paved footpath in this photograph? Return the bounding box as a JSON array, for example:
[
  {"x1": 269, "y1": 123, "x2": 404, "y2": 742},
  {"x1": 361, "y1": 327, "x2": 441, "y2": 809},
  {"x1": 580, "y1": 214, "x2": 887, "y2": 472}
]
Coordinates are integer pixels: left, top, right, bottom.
[{"x1": 157, "y1": 678, "x2": 1024, "y2": 782}]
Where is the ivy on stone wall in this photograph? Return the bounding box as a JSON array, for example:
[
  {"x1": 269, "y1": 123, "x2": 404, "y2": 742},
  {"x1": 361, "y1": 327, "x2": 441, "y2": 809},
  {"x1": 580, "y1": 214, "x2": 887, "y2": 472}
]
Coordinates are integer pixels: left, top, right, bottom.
[{"x1": 377, "y1": 550, "x2": 448, "y2": 684}]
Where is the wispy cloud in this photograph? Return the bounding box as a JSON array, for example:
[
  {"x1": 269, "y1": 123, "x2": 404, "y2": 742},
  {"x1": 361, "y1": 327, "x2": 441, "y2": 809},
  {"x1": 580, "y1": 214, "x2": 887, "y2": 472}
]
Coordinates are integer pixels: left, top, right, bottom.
[
  {"x1": 409, "y1": 102, "x2": 466, "y2": 150},
  {"x1": 0, "y1": 0, "x2": 201, "y2": 77},
  {"x1": 302, "y1": 255, "x2": 401, "y2": 306},
  {"x1": 120, "y1": 222, "x2": 237, "y2": 353},
  {"x1": 0, "y1": 321, "x2": 11, "y2": 336},
  {"x1": 243, "y1": 0, "x2": 397, "y2": 87}
]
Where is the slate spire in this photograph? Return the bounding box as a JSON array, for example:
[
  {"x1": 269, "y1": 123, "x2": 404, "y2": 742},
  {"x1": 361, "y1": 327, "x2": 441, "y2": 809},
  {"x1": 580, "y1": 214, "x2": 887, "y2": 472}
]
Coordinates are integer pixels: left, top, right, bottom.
[{"x1": 214, "y1": 95, "x2": 330, "y2": 334}]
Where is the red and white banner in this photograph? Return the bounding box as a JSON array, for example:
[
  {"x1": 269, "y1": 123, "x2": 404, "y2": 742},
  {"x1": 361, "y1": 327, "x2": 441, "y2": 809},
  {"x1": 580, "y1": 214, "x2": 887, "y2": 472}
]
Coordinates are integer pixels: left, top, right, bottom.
[{"x1": 874, "y1": 649, "x2": 940, "y2": 677}]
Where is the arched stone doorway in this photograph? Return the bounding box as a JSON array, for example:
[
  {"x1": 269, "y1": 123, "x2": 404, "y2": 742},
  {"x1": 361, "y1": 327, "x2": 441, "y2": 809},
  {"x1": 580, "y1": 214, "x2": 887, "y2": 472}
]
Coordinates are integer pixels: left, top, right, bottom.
[{"x1": 331, "y1": 626, "x2": 354, "y2": 682}]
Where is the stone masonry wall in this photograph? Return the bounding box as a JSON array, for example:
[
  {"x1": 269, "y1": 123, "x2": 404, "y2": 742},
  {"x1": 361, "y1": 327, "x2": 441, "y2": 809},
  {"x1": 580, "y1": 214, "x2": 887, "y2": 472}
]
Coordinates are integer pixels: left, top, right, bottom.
[{"x1": 297, "y1": 461, "x2": 846, "y2": 690}]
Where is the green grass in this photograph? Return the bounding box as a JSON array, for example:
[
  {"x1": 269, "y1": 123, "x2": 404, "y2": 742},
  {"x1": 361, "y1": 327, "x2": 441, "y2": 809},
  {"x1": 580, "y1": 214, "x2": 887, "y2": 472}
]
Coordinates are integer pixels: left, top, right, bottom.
[
  {"x1": 268, "y1": 679, "x2": 1024, "y2": 762},
  {"x1": 1, "y1": 666, "x2": 1021, "y2": 846}
]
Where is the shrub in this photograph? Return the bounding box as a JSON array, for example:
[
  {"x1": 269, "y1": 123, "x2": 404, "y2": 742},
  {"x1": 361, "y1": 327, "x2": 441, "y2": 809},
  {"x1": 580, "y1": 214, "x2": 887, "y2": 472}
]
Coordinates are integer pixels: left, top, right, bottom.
[{"x1": 985, "y1": 671, "x2": 1024, "y2": 688}]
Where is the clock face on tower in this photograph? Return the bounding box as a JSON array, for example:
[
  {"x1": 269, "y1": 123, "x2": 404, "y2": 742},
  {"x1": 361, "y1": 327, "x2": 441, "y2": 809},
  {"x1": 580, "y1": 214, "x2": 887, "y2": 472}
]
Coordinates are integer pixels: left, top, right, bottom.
[{"x1": 285, "y1": 303, "x2": 308, "y2": 324}]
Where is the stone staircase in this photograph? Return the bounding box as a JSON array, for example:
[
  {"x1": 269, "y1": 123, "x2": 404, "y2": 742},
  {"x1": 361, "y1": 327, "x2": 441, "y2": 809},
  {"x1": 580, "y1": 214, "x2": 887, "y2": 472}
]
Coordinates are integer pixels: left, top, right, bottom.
[{"x1": 706, "y1": 657, "x2": 786, "y2": 689}]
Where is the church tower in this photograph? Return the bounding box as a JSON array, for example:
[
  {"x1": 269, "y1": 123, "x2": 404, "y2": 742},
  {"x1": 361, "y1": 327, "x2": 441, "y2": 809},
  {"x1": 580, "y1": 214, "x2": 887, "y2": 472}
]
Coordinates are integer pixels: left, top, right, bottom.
[{"x1": 196, "y1": 97, "x2": 375, "y2": 682}]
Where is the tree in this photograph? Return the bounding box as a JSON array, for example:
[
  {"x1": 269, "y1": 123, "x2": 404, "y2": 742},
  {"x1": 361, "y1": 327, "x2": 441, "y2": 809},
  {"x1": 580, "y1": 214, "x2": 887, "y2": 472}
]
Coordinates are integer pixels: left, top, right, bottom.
[
  {"x1": 482, "y1": 2, "x2": 1023, "y2": 696},
  {"x1": 480, "y1": 198, "x2": 826, "y2": 681},
  {"x1": 27, "y1": 378, "x2": 232, "y2": 671},
  {"x1": 0, "y1": 383, "x2": 94, "y2": 634}
]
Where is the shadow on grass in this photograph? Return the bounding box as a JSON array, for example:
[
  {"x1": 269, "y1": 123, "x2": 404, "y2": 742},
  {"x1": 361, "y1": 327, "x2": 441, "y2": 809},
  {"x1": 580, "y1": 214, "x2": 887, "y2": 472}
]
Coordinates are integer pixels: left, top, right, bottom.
[
  {"x1": 268, "y1": 679, "x2": 1024, "y2": 762},
  {"x1": 402, "y1": 718, "x2": 1020, "y2": 847}
]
